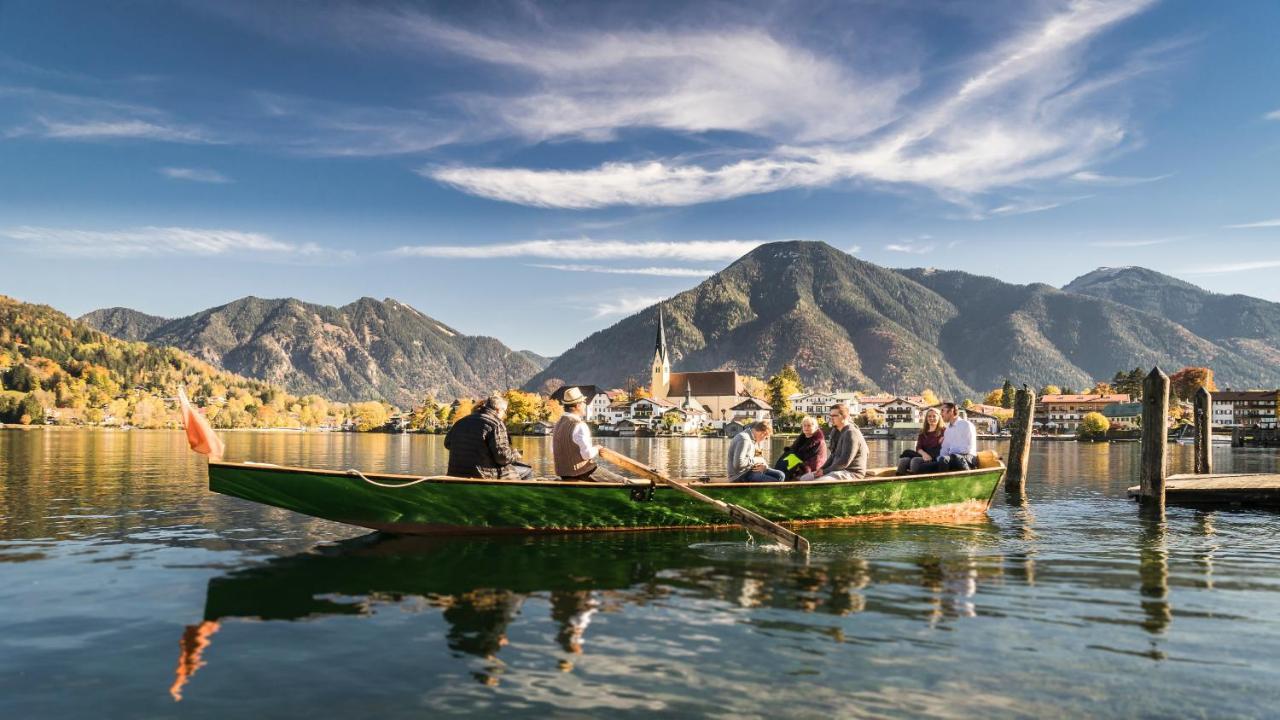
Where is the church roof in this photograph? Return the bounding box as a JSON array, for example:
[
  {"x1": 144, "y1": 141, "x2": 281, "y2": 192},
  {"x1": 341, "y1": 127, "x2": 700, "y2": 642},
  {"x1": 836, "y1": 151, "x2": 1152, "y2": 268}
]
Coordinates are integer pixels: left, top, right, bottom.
[{"x1": 668, "y1": 371, "x2": 741, "y2": 398}]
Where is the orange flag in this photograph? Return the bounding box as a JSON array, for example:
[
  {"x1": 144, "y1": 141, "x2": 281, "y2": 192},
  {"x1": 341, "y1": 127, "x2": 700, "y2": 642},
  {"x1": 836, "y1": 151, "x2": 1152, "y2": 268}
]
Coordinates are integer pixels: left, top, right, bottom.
[{"x1": 178, "y1": 386, "x2": 224, "y2": 460}]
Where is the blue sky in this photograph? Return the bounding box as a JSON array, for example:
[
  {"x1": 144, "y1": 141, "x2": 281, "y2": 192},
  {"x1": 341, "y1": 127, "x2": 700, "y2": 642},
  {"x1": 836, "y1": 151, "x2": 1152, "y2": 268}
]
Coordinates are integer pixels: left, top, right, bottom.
[{"x1": 1, "y1": 0, "x2": 1278, "y2": 355}]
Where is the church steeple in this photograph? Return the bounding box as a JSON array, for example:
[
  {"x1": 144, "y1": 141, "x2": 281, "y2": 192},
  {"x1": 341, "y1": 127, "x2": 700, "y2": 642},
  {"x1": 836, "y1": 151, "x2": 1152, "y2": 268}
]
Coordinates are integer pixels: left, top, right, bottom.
[
  {"x1": 650, "y1": 305, "x2": 671, "y2": 399},
  {"x1": 654, "y1": 306, "x2": 668, "y2": 364}
]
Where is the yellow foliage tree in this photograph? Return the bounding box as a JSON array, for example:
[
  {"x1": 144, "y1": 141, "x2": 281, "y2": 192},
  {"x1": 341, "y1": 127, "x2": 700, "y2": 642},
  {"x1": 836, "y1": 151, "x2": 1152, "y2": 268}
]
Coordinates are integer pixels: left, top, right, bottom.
[
  {"x1": 1079, "y1": 411, "x2": 1110, "y2": 436},
  {"x1": 449, "y1": 398, "x2": 475, "y2": 425},
  {"x1": 984, "y1": 389, "x2": 1004, "y2": 406},
  {"x1": 921, "y1": 389, "x2": 940, "y2": 406}
]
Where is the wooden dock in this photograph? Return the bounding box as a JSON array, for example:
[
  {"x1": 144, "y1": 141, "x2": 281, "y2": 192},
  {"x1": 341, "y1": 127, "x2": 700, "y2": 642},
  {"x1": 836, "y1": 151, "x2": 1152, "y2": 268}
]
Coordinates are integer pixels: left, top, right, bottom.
[{"x1": 1127, "y1": 473, "x2": 1280, "y2": 506}]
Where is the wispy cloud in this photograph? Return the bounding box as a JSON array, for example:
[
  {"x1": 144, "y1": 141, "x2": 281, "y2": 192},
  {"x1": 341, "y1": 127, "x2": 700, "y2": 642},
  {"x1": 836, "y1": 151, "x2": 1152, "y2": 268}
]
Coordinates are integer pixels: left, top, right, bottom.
[
  {"x1": 848, "y1": 245, "x2": 862, "y2": 254},
  {"x1": 32, "y1": 118, "x2": 213, "y2": 143},
  {"x1": 1224, "y1": 218, "x2": 1280, "y2": 229},
  {"x1": 1182, "y1": 260, "x2": 1280, "y2": 275},
  {"x1": 884, "y1": 242, "x2": 935, "y2": 254},
  {"x1": 160, "y1": 167, "x2": 232, "y2": 183},
  {"x1": 1070, "y1": 170, "x2": 1170, "y2": 186},
  {"x1": 421, "y1": 0, "x2": 1159, "y2": 208},
  {"x1": 1088, "y1": 236, "x2": 1186, "y2": 247},
  {"x1": 531, "y1": 264, "x2": 713, "y2": 278},
  {"x1": 1265, "y1": 109, "x2": 1280, "y2": 121},
  {"x1": 390, "y1": 239, "x2": 765, "y2": 262},
  {"x1": 989, "y1": 195, "x2": 1091, "y2": 216},
  {"x1": 591, "y1": 296, "x2": 668, "y2": 319},
  {"x1": 0, "y1": 225, "x2": 327, "y2": 258}
]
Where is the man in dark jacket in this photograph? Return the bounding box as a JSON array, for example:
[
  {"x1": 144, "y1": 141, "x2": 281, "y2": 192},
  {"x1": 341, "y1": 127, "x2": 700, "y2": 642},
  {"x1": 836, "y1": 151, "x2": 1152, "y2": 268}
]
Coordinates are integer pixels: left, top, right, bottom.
[{"x1": 444, "y1": 395, "x2": 534, "y2": 480}]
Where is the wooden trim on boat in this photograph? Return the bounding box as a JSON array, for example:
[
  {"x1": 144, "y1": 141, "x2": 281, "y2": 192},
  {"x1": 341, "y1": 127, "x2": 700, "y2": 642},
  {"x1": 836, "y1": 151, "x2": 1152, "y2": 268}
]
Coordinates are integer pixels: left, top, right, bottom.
[{"x1": 209, "y1": 459, "x2": 1006, "y2": 491}]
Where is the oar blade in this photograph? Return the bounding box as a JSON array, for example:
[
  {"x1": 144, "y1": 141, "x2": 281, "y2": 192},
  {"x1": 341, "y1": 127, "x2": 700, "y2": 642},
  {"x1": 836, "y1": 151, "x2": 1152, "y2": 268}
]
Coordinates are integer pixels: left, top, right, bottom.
[{"x1": 726, "y1": 502, "x2": 810, "y2": 553}]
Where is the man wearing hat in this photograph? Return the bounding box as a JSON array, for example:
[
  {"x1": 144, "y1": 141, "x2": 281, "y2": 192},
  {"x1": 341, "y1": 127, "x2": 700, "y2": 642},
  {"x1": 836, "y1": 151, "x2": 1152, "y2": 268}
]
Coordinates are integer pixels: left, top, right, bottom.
[{"x1": 552, "y1": 387, "x2": 626, "y2": 483}]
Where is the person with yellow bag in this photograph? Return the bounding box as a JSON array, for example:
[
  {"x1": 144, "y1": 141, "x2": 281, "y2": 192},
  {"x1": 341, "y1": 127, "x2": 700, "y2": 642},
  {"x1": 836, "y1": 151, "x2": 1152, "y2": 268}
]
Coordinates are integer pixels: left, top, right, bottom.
[{"x1": 774, "y1": 415, "x2": 827, "y2": 481}]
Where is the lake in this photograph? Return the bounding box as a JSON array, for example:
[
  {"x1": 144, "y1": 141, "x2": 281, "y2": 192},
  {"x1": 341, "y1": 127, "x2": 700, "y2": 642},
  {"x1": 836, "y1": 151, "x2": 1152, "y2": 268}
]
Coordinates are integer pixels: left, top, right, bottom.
[{"x1": 2, "y1": 429, "x2": 1279, "y2": 718}]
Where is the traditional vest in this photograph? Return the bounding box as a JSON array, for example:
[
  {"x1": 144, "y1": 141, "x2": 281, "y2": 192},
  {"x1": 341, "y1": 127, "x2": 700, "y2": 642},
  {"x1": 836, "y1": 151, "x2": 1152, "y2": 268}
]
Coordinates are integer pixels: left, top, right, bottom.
[{"x1": 553, "y1": 414, "x2": 596, "y2": 478}]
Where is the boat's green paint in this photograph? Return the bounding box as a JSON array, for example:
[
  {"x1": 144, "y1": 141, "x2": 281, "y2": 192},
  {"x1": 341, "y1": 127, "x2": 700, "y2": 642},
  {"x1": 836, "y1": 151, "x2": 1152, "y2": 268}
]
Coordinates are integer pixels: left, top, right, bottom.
[{"x1": 209, "y1": 460, "x2": 1005, "y2": 534}]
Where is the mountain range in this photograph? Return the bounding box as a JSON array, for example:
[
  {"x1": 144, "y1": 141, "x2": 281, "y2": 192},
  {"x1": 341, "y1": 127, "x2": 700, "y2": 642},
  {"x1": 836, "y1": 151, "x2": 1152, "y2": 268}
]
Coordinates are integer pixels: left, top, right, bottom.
[
  {"x1": 80, "y1": 297, "x2": 547, "y2": 407},
  {"x1": 525, "y1": 241, "x2": 1280, "y2": 397},
  {"x1": 75, "y1": 242, "x2": 1280, "y2": 405}
]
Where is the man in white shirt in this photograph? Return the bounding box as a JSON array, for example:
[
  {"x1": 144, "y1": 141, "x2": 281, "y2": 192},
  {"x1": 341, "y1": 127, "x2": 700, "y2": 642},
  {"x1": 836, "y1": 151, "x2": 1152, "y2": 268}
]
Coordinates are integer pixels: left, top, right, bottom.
[
  {"x1": 552, "y1": 387, "x2": 627, "y2": 482},
  {"x1": 921, "y1": 402, "x2": 978, "y2": 472}
]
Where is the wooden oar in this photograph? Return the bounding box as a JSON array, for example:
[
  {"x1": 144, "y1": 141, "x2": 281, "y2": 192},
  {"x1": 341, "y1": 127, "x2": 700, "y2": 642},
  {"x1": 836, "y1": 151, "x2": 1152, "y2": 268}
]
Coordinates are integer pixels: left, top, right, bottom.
[{"x1": 598, "y1": 447, "x2": 810, "y2": 554}]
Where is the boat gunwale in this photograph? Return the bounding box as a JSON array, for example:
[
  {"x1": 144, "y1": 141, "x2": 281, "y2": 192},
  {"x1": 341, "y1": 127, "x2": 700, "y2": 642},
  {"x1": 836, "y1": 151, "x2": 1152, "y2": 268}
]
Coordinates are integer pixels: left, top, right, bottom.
[{"x1": 209, "y1": 459, "x2": 1006, "y2": 492}]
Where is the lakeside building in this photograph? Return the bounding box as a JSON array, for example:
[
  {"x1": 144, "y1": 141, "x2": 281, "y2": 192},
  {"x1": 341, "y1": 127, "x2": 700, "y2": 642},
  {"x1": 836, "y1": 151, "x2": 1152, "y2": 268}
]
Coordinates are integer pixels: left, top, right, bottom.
[
  {"x1": 1036, "y1": 393, "x2": 1132, "y2": 433},
  {"x1": 877, "y1": 396, "x2": 927, "y2": 425},
  {"x1": 548, "y1": 385, "x2": 611, "y2": 421},
  {"x1": 1100, "y1": 402, "x2": 1142, "y2": 430},
  {"x1": 1211, "y1": 390, "x2": 1280, "y2": 428}
]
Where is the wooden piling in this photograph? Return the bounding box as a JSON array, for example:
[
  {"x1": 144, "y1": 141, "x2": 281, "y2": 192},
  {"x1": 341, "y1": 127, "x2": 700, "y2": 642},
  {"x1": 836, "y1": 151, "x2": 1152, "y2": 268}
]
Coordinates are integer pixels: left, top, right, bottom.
[
  {"x1": 1140, "y1": 367, "x2": 1170, "y2": 511},
  {"x1": 1005, "y1": 387, "x2": 1035, "y2": 494},
  {"x1": 1194, "y1": 387, "x2": 1212, "y2": 475}
]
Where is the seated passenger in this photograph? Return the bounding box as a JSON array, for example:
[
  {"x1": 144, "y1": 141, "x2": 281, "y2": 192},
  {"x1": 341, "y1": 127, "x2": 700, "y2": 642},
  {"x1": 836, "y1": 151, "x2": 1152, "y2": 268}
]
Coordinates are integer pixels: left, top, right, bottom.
[
  {"x1": 445, "y1": 395, "x2": 534, "y2": 480},
  {"x1": 814, "y1": 403, "x2": 868, "y2": 481},
  {"x1": 775, "y1": 415, "x2": 827, "y2": 481},
  {"x1": 727, "y1": 421, "x2": 785, "y2": 482},
  {"x1": 897, "y1": 407, "x2": 945, "y2": 474},
  {"x1": 915, "y1": 402, "x2": 977, "y2": 473},
  {"x1": 553, "y1": 387, "x2": 627, "y2": 482}
]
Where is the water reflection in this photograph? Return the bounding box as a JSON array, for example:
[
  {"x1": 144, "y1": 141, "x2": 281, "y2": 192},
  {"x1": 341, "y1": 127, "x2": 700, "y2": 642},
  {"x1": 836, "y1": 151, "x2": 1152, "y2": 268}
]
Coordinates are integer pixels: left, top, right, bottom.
[{"x1": 176, "y1": 526, "x2": 1011, "y2": 696}]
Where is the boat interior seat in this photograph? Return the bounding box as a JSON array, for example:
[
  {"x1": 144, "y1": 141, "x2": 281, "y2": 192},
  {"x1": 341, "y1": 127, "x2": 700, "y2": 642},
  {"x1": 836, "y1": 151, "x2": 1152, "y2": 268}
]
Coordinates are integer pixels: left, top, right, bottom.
[
  {"x1": 871, "y1": 468, "x2": 900, "y2": 478},
  {"x1": 976, "y1": 449, "x2": 1001, "y2": 469}
]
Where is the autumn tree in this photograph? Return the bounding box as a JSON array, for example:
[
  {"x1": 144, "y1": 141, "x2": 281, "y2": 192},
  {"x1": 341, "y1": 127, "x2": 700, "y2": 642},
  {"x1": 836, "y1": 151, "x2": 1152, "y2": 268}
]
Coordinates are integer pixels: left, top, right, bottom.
[
  {"x1": 1078, "y1": 411, "x2": 1111, "y2": 437},
  {"x1": 1038, "y1": 385, "x2": 1062, "y2": 397},
  {"x1": 921, "y1": 389, "x2": 940, "y2": 406},
  {"x1": 410, "y1": 394, "x2": 442, "y2": 431},
  {"x1": 448, "y1": 398, "x2": 475, "y2": 425},
  {"x1": 740, "y1": 374, "x2": 767, "y2": 399},
  {"x1": 984, "y1": 388, "x2": 1004, "y2": 406},
  {"x1": 1090, "y1": 382, "x2": 1115, "y2": 396},
  {"x1": 503, "y1": 389, "x2": 544, "y2": 427},
  {"x1": 351, "y1": 401, "x2": 391, "y2": 432},
  {"x1": 766, "y1": 370, "x2": 802, "y2": 418},
  {"x1": 1169, "y1": 367, "x2": 1217, "y2": 401}
]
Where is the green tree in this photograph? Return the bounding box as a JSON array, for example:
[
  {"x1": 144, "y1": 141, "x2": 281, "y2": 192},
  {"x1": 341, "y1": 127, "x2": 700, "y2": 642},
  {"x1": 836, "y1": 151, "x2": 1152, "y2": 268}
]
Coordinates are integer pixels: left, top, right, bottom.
[
  {"x1": 18, "y1": 393, "x2": 44, "y2": 425},
  {"x1": 5, "y1": 364, "x2": 36, "y2": 392},
  {"x1": 410, "y1": 394, "x2": 442, "y2": 431},
  {"x1": 1000, "y1": 379, "x2": 1015, "y2": 409},
  {"x1": 1078, "y1": 411, "x2": 1111, "y2": 437}
]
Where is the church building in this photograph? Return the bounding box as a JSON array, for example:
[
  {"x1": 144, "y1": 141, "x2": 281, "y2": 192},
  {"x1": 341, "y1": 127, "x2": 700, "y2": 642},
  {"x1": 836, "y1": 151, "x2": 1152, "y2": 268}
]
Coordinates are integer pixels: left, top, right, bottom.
[{"x1": 649, "y1": 308, "x2": 754, "y2": 423}]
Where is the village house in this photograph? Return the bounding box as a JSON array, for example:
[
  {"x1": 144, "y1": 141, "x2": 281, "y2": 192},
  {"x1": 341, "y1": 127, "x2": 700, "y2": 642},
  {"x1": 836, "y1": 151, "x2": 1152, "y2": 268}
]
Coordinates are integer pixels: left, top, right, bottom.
[
  {"x1": 1211, "y1": 390, "x2": 1280, "y2": 428},
  {"x1": 1036, "y1": 393, "x2": 1131, "y2": 433},
  {"x1": 877, "y1": 396, "x2": 927, "y2": 425},
  {"x1": 963, "y1": 409, "x2": 1001, "y2": 434},
  {"x1": 548, "y1": 385, "x2": 611, "y2": 421},
  {"x1": 1100, "y1": 402, "x2": 1142, "y2": 430},
  {"x1": 729, "y1": 397, "x2": 772, "y2": 424}
]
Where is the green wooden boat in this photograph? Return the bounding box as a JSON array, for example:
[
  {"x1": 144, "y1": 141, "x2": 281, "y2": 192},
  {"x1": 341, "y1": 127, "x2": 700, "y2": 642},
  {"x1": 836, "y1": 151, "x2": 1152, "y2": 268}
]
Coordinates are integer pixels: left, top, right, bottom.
[{"x1": 208, "y1": 451, "x2": 1006, "y2": 535}]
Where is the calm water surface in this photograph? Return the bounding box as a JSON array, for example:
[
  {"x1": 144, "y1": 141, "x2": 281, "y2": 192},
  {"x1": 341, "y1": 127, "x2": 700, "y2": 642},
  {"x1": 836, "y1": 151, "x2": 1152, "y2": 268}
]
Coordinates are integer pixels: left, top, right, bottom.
[{"x1": 2, "y1": 430, "x2": 1279, "y2": 718}]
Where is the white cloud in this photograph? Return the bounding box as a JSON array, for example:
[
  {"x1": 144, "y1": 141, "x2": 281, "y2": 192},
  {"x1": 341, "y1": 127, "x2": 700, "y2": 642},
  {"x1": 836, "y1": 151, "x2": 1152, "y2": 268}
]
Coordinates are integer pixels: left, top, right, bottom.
[
  {"x1": 390, "y1": 239, "x2": 766, "y2": 262},
  {"x1": 0, "y1": 225, "x2": 324, "y2": 258},
  {"x1": 423, "y1": 0, "x2": 1158, "y2": 208},
  {"x1": 1070, "y1": 170, "x2": 1169, "y2": 185},
  {"x1": 848, "y1": 245, "x2": 862, "y2": 254},
  {"x1": 884, "y1": 243, "x2": 935, "y2": 254},
  {"x1": 160, "y1": 167, "x2": 232, "y2": 183},
  {"x1": 591, "y1": 296, "x2": 668, "y2": 319},
  {"x1": 1265, "y1": 109, "x2": 1280, "y2": 121},
  {"x1": 531, "y1": 264, "x2": 714, "y2": 278},
  {"x1": 32, "y1": 118, "x2": 213, "y2": 143},
  {"x1": 1224, "y1": 218, "x2": 1280, "y2": 229},
  {"x1": 1181, "y1": 260, "x2": 1280, "y2": 275}
]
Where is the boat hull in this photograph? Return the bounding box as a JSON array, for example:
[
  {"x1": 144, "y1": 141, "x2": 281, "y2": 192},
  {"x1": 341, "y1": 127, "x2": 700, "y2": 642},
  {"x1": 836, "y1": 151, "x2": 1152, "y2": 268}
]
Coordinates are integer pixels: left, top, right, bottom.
[{"x1": 209, "y1": 460, "x2": 1006, "y2": 535}]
